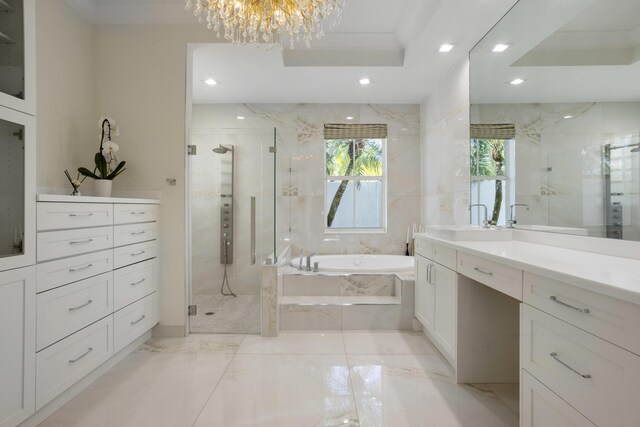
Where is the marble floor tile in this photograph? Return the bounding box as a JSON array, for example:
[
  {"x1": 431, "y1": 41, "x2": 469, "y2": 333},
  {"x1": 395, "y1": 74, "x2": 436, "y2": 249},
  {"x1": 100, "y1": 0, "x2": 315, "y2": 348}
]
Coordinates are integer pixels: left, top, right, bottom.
[
  {"x1": 238, "y1": 331, "x2": 346, "y2": 354},
  {"x1": 193, "y1": 354, "x2": 359, "y2": 427},
  {"x1": 343, "y1": 330, "x2": 440, "y2": 355},
  {"x1": 139, "y1": 334, "x2": 246, "y2": 354},
  {"x1": 39, "y1": 351, "x2": 234, "y2": 427},
  {"x1": 348, "y1": 355, "x2": 518, "y2": 427},
  {"x1": 482, "y1": 383, "x2": 519, "y2": 418}
]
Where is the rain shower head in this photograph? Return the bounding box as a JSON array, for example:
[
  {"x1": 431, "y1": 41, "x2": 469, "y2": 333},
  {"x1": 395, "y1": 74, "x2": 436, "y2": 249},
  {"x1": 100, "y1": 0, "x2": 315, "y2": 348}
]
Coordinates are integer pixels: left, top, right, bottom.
[{"x1": 213, "y1": 144, "x2": 232, "y2": 154}]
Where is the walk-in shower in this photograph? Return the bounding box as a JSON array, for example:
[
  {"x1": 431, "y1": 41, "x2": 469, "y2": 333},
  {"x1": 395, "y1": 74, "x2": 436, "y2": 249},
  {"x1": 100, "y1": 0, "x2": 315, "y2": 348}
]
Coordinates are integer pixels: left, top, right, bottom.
[{"x1": 187, "y1": 127, "x2": 284, "y2": 334}]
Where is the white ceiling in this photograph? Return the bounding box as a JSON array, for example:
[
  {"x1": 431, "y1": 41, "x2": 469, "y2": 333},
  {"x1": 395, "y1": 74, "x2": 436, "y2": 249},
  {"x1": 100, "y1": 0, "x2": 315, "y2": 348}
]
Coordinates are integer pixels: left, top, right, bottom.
[
  {"x1": 471, "y1": 0, "x2": 640, "y2": 104},
  {"x1": 66, "y1": 0, "x2": 518, "y2": 104}
]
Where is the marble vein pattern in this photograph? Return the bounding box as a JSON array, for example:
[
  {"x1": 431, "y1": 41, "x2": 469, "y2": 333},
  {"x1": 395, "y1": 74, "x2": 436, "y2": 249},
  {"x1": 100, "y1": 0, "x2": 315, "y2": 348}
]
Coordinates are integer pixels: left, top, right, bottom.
[{"x1": 40, "y1": 331, "x2": 519, "y2": 427}]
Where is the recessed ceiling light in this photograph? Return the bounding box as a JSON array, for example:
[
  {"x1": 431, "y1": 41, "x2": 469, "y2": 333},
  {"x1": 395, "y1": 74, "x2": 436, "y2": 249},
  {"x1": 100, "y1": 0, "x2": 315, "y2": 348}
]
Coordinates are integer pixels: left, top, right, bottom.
[
  {"x1": 564, "y1": 115, "x2": 573, "y2": 119},
  {"x1": 510, "y1": 78, "x2": 525, "y2": 85},
  {"x1": 204, "y1": 78, "x2": 218, "y2": 86},
  {"x1": 237, "y1": 116, "x2": 245, "y2": 120},
  {"x1": 439, "y1": 44, "x2": 455, "y2": 53},
  {"x1": 359, "y1": 77, "x2": 371, "y2": 86},
  {"x1": 493, "y1": 44, "x2": 509, "y2": 52},
  {"x1": 346, "y1": 116, "x2": 354, "y2": 120}
]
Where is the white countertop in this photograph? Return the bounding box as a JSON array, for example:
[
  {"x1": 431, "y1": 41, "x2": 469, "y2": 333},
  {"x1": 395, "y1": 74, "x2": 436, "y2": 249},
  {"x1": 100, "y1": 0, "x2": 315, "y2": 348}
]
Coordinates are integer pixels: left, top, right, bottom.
[
  {"x1": 37, "y1": 194, "x2": 161, "y2": 204},
  {"x1": 416, "y1": 234, "x2": 640, "y2": 306}
]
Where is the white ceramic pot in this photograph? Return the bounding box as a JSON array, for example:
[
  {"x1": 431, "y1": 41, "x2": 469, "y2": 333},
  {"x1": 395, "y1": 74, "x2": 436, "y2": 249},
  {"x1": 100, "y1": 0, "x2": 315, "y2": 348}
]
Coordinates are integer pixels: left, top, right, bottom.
[{"x1": 94, "y1": 179, "x2": 113, "y2": 198}]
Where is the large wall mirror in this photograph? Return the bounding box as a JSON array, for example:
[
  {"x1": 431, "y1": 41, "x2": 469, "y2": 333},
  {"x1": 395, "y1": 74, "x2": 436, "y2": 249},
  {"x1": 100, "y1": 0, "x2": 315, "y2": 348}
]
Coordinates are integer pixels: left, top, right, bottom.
[{"x1": 470, "y1": 0, "x2": 640, "y2": 241}]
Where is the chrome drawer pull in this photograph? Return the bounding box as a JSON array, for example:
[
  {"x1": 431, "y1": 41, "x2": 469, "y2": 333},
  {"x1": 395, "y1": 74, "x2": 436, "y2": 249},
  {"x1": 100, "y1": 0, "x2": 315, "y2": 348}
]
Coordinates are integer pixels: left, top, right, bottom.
[
  {"x1": 130, "y1": 211, "x2": 147, "y2": 215},
  {"x1": 130, "y1": 250, "x2": 146, "y2": 257},
  {"x1": 69, "y1": 213, "x2": 94, "y2": 218},
  {"x1": 69, "y1": 239, "x2": 94, "y2": 245},
  {"x1": 69, "y1": 300, "x2": 93, "y2": 311},
  {"x1": 69, "y1": 263, "x2": 93, "y2": 272},
  {"x1": 550, "y1": 352, "x2": 591, "y2": 379},
  {"x1": 473, "y1": 267, "x2": 493, "y2": 276},
  {"x1": 131, "y1": 278, "x2": 146, "y2": 286},
  {"x1": 131, "y1": 315, "x2": 146, "y2": 326},
  {"x1": 69, "y1": 347, "x2": 93, "y2": 364},
  {"x1": 550, "y1": 296, "x2": 590, "y2": 314},
  {"x1": 130, "y1": 231, "x2": 146, "y2": 236}
]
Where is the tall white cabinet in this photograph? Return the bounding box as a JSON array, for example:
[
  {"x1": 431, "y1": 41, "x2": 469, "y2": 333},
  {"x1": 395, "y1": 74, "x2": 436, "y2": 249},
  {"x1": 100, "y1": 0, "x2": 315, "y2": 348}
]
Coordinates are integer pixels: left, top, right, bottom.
[{"x1": 0, "y1": 2, "x2": 37, "y2": 427}]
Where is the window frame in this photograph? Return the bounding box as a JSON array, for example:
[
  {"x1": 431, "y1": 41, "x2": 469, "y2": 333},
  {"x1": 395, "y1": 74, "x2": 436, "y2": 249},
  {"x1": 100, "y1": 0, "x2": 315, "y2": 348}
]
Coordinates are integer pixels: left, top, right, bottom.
[{"x1": 323, "y1": 137, "x2": 388, "y2": 234}]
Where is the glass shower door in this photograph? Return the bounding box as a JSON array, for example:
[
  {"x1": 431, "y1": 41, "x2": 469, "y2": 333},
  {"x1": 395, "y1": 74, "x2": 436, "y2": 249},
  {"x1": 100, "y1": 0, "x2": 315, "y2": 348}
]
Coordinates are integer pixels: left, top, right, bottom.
[{"x1": 188, "y1": 128, "x2": 276, "y2": 334}]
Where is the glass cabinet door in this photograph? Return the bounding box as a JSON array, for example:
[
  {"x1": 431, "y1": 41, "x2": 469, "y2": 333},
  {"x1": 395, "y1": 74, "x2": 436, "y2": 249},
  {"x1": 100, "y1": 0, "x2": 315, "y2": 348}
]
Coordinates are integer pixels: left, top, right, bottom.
[
  {"x1": 0, "y1": 105, "x2": 34, "y2": 270},
  {"x1": 0, "y1": 0, "x2": 34, "y2": 115}
]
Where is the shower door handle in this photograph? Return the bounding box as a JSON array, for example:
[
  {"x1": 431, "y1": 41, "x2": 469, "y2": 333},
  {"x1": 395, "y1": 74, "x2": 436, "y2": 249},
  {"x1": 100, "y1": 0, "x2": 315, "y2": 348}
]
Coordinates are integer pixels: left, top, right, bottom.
[{"x1": 251, "y1": 196, "x2": 256, "y2": 265}]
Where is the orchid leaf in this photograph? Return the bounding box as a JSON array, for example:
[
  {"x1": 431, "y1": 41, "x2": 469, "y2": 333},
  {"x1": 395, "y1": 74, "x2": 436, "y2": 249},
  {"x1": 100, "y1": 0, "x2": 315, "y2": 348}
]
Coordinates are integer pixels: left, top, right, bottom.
[
  {"x1": 94, "y1": 152, "x2": 108, "y2": 178},
  {"x1": 78, "y1": 167, "x2": 99, "y2": 179},
  {"x1": 107, "y1": 161, "x2": 126, "y2": 180}
]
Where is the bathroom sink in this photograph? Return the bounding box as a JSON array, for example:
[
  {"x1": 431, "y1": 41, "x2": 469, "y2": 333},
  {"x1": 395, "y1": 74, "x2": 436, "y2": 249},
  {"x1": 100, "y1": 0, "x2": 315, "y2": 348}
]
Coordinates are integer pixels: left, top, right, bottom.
[{"x1": 421, "y1": 225, "x2": 513, "y2": 241}]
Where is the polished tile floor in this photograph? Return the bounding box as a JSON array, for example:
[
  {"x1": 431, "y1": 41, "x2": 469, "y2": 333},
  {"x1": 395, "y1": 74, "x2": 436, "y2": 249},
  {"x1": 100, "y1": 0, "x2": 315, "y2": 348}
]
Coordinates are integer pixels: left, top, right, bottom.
[{"x1": 39, "y1": 331, "x2": 518, "y2": 427}]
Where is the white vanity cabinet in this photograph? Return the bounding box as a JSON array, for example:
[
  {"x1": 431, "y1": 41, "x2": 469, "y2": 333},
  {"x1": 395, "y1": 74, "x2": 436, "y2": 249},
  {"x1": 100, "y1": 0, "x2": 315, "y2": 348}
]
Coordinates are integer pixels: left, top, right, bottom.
[
  {"x1": 0, "y1": 266, "x2": 35, "y2": 427},
  {"x1": 414, "y1": 242, "x2": 457, "y2": 365},
  {"x1": 33, "y1": 195, "x2": 160, "y2": 412}
]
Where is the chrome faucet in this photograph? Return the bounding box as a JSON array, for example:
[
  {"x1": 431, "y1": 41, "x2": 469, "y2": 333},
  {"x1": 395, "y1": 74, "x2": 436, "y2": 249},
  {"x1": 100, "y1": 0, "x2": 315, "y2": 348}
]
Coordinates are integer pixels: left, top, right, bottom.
[
  {"x1": 306, "y1": 253, "x2": 317, "y2": 272},
  {"x1": 508, "y1": 204, "x2": 530, "y2": 228},
  {"x1": 298, "y1": 249, "x2": 304, "y2": 271},
  {"x1": 469, "y1": 204, "x2": 491, "y2": 229}
]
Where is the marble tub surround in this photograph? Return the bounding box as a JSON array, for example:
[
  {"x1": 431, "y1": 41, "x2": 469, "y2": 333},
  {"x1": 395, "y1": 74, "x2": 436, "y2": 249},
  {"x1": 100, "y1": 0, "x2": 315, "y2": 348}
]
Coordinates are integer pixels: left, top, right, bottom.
[
  {"x1": 40, "y1": 332, "x2": 518, "y2": 427},
  {"x1": 192, "y1": 103, "x2": 421, "y2": 256}
]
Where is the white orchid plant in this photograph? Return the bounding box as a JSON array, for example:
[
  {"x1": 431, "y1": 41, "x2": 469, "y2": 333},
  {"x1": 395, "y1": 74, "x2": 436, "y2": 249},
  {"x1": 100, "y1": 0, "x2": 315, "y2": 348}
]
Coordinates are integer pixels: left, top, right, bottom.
[{"x1": 78, "y1": 117, "x2": 126, "y2": 180}]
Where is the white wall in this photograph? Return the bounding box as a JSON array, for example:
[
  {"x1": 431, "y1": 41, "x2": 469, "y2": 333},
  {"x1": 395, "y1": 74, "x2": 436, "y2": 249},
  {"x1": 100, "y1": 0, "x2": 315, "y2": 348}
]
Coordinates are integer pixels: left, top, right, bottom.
[
  {"x1": 36, "y1": 0, "x2": 95, "y2": 193},
  {"x1": 92, "y1": 25, "x2": 214, "y2": 334},
  {"x1": 421, "y1": 60, "x2": 471, "y2": 227}
]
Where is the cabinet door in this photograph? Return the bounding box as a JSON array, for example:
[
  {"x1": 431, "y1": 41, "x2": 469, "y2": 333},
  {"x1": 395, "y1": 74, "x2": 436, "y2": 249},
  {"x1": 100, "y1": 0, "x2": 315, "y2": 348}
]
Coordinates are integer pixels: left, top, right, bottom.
[
  {"x1": 0, "y1": 0, "x2": 35, "y2": 115},
  {"x1": 415, "y1": 255, "x2": 434, "y2": 332},
  {"x1": 0, "y1": 266, "x2": 35, "y2": 427},
  {"x1": 0, "y1": 105, "x2": 35, "y2": 271},
  {"x1": 433, "y1": 263, "x2": 457, "y2": 361}
]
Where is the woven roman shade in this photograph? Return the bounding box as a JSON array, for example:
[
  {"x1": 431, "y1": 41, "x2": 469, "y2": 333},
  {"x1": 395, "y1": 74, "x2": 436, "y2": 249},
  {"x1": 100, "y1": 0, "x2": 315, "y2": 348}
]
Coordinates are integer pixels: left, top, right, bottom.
[
  {"x1": 470, "y1": 123, "x2": 516, "y2": 140},
  {"x1": 324, "y1": 124, "x2": 388, "y2": 140}
]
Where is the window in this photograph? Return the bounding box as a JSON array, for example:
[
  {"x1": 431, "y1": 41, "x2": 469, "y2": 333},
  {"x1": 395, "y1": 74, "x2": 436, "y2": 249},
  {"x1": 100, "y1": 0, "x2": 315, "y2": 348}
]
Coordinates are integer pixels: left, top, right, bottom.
[
  {"x1": 470, "y1": 138, "x2": 515, "y2": 226},
  {"x1": 324, "y1": 124, "x2": 387, "y2": 232}
]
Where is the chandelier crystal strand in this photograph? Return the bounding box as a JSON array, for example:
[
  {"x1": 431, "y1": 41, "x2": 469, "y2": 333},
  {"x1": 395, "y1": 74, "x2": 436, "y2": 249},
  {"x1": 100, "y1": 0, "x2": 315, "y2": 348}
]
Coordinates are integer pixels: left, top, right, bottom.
[{"x1": 186, "y1": 0, "x2": 345, "y2": 48}]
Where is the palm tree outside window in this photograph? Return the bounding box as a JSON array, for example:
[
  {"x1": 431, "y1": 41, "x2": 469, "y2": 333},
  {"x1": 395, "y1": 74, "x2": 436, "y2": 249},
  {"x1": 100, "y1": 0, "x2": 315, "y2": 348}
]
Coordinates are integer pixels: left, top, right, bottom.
[{"x1": 324, "y1": 136, "x2": 386, "y2": 232}]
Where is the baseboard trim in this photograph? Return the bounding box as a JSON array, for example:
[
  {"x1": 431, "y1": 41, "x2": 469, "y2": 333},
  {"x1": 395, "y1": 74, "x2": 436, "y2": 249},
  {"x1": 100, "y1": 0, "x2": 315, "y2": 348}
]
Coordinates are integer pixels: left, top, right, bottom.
[
  {"x1": 18, "y1": 331, "x2": 152, "y2": 427},
  {"x1": 152, "y1": 324, "x2": 186, "y2": 337}
]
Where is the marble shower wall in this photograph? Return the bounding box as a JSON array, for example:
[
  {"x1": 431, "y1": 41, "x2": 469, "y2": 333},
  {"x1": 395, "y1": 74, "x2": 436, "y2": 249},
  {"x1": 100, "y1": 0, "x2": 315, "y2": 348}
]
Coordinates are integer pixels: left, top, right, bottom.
[
  {"x1": 192, "y1": 103, "x2": 421, "y2": 263},
  {"x1": 472, "y1": 101, "x2": 640, "y2": 237},
  {"x1": 421, "y1": 60, "x2": 472, "y2": 227}
]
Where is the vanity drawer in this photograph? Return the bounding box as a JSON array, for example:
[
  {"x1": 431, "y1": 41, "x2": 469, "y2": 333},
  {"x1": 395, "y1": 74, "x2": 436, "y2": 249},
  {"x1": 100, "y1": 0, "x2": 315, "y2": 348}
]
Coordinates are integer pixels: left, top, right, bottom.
[
  {"x1": 36, "y1": 272, "x2": 113, "y2": 351},
  {"x1": 113, "y1": 240, "x2": 158, "y2": 269},
  {"x1": 37, "y1": 202, "x2": 113, "y2": 231},
  {"x1": 521, "y1": 304, "x2": 640, "y2": 427},
  {"x1": 114, "y1": 204, "x2": 158, "y2": 225},
  {"x1": 431, "y1": 243, "x2": 456, "y2": 270},
  {"x1": 458, "y1": 252, "x2": 523, "y2": 300},
  {"x1": 414, "y1": 238, "x2": 432, "y2": 258},
  {"x1": 37, "y1": 249, "x2": 113, "y2": 293},
  {"x1": 37, "y1": 226, "x2": 113, "y2": 262},
  {"x1": 36, "y1": 316, "x2": 113, "y2": 410},
  {"x1": 113, "y1": 222, "x2": 157, "y2": 248},
  {"x1": 114, "y1": 259, "x2": 157, "y2": 311},
  {"x1": 113, "y1": 293, "x2": 158, "y2": 353},
  {"x1": 522, "y1": 370, "x2": 596, "y2": 427},
  {"x1": 524, "y1": 272, "x2": 640, "y2": 356}
]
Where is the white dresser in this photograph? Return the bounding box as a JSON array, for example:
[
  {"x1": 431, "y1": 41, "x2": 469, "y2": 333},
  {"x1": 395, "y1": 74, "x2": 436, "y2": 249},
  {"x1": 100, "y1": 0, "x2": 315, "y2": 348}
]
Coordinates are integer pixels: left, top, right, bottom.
[{"x1": 33, "y1": 195, "x2": 160, "y2": 411}]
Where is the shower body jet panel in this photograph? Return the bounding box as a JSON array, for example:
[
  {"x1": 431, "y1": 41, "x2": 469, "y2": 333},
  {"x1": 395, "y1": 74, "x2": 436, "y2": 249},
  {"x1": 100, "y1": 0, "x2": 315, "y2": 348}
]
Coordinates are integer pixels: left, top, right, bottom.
[{"x1": 216, "y1": 144, "x2": 234, "y2": 264}]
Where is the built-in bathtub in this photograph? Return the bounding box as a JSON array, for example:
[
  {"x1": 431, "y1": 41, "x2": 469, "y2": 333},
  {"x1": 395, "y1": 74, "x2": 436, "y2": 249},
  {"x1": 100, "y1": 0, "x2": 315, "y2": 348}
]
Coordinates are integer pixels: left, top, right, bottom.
[{"x1": 289, "y1": 254, "x2": 414, "y2": 274}]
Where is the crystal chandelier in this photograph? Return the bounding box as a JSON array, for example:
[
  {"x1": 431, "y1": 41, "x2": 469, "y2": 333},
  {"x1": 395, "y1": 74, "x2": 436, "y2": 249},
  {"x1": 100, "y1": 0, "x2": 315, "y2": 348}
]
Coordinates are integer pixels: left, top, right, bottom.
[{"x1": 185, "y1": 0, "x2": 345, "y2": 48}]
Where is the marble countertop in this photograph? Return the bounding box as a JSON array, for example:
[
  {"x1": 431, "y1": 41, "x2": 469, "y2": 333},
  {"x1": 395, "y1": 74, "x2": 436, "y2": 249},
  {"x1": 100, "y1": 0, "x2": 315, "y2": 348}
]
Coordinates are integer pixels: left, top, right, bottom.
[
  {"x1": 37, "y1": 194, "x2": 161, "y2": 204},
  {"x1": 415, "y1": 234, "x2": 640, "y2": 305}
]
